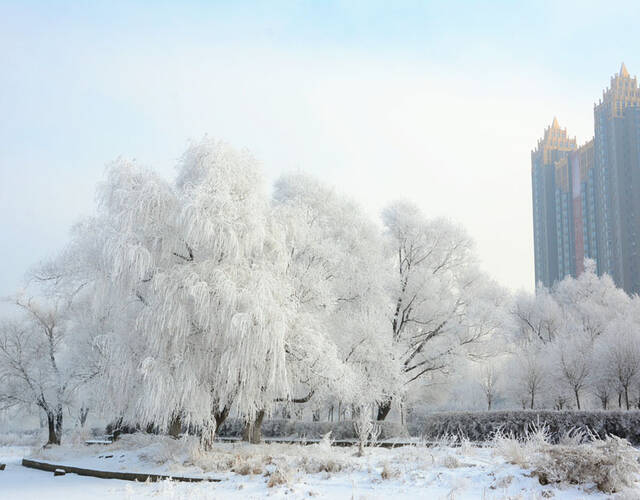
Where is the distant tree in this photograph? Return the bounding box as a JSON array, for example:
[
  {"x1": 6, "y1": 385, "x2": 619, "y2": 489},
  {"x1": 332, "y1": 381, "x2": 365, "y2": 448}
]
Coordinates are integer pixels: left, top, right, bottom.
[
  {"x1": 0, "y1": 295, "x2": 98, "y2": 445},
  {"x1": 479, "y1": 364, "x2": 499, "y2": 410},
  {"x1": 591, "y1": 358, "x2": 615, "y2": 410},
  {"x1": 507, "y1": 346, "x2": 546, "y2": 410},
  {"x1": 599, "y1": 320, "x2": 640, "y2": 410},
  {"x1": 554, "y1": 260, "x2": 630, "y2": 341},
  {"x1": 554, "y1": 332, "x2": 592, "y2": 410},
  {"x1": 512, "y1": 287, "x2": 563, "y2": 345}
]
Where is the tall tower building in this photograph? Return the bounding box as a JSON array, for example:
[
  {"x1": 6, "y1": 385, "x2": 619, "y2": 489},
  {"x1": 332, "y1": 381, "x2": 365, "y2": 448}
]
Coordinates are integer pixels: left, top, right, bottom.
[
  {"x1": 531, "y1": 118, "x2": 576, "y2": 287},
  {"x1": 594, "y1": 63, "x2": 640, "y2": 293},
  {"x1": 532, "y1": 64, "x2": 640, "y2": 294},
  {"x1": 570, "y1": 140, "x2": 597, "y2": 276}
]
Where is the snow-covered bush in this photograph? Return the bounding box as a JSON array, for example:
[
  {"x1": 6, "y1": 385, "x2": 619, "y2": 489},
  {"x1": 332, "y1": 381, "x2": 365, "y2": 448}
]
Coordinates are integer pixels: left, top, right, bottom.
[
  {"x1": 267, "y1": 465, "x2": 294, "y2": 487},
  {"x1": 533, "y1": 436, "x2": 639, "y2": 493},
  {"x1": 380, "y1": 462, "x2": 400, "y2": 480},
  {"x1": 353, "y1": 410, "x2": 381, "y2": 456},
  {"x1": 493, "y1": 427, "x2": 639, "y2": 493}
]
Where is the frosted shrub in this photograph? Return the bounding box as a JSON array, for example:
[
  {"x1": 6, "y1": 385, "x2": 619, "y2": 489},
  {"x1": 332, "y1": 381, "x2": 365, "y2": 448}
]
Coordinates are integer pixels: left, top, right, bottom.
[
  {"x1": 317, "y1": 431, "x2": 333, "y2": 451},
  {"x1": 234, "y1": 459, "x2": 263, "y2": 476},
  {"x1": 493, "y1": 426, "x2": 640, "y2": 493},
  {"x1": 354, "y1": 409, "x2": 381, "y2": 457},
  {"x1": 492, "y1": 429, "x2": 547, "y2": 469},
  {"x1": 440, "y1": 454, "x2": 462, "y2": 469},
  {"x1": 299, "y1": 455, "x2": 344, "y2": 474},
  {"x1": 380, "y1": 462, "x2": 399, "y2": 480},
  {"x1": 267, "y1": 465, "x2": 293, "y2": 488},
  {"x1": 433, "y1": 432, "x2": 460, "y2": 448},
  {"x1": 533, "y1": 436, "x2": 640, "y2": 493},
  {"x1": 493, "y1": 434, "x2": 528, "y2": 467}
]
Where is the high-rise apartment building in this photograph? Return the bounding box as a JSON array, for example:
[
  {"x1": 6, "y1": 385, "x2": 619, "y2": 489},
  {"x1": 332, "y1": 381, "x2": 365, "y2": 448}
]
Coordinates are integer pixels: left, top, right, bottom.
[
  {"x1": 532, "y1": 64, "x2": 640, "y2": 294},
  {"x1": 531, "y1": 119, "x2": 576, "y2": 287}
]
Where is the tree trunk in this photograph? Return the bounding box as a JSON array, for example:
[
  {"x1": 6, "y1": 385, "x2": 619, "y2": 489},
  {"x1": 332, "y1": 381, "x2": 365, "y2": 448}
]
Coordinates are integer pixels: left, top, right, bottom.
[
  {"x1": 624, "y1": 386, "x2": 630, "y2": 410},
  {"x1": 377, "y1": 400, "x2": 392, "y2": 421},
  {"x1": 214, "y1": 406, "x2": 230, "y2": 430},
  {"x1": 529, "y1": 391, "x2": 535, "y2": 410},
  {"x1": 574, "y1": 389, "x2": 581, "y2": 410},
  {"x1": 198, "y1": 406, "x2": 230, "y2": 451},
  {"x1": 169, "y1": 414, "x2": 182, "y2": 438},
  {"x1": 242, "y1": 410, "x2": 265, "y2": 444},
  {"x1": 351, "y1": 405, "x2": 359, "y2": 420},
  {"x1": 79, "y1": 406, "x2": 90, "y2": 427},
  {"x1": 47, "y1": 414, "x2": 57, "y2": 445},
  {"x1": 46, "y1": 408, "x2": 63, "y2": 445}
]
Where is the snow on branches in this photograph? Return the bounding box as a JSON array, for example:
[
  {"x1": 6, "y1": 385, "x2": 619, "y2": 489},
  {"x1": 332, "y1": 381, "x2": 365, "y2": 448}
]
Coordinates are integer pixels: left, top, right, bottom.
[{"x1": 10, "y1": 138, "x2": 640, "y2": 448}]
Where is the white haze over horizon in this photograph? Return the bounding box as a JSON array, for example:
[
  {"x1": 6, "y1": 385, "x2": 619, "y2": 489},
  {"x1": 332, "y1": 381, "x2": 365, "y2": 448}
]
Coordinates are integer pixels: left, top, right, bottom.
[{"x1": 1, "y1": 1, "x2": 638, "y2": 303}]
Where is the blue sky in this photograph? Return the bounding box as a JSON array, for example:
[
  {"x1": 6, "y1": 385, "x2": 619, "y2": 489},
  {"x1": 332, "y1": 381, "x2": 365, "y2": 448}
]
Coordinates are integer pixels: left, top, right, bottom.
[{"x1": 1, "y1": 0, "x2": 639, "y2": 300}]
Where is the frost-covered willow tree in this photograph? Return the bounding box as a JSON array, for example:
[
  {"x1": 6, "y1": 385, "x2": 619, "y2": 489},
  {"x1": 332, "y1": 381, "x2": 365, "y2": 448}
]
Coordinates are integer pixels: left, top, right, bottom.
[
  {"x1": 273, "y1": 174, "x2": 401, "y2": 417},
  {"x1": 379, "y1": 201, "x2": 507, "y2": 420},
  {"x1": 72, "y1": 139, "x2": 296, "y2": 438}
]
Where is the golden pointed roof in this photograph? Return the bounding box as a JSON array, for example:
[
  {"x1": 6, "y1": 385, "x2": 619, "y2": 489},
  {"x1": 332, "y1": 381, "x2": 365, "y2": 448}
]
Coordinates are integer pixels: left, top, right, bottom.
[
  {"x1": 551, "y1": 116, "x2": 559, "y2": 129},
  {"x1": 620, "y1": 62, "x2": 629, "y2": 78}
]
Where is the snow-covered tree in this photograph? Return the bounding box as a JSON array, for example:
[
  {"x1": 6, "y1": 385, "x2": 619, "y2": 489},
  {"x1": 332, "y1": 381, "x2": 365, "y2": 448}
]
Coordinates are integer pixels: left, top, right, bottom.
[
  {"x1": 478, "y1": 363, "x2": 500, "y2": 410},
  {"x1": 512, "y1": 287, "x2": 564, "y2": 345},
  {"x1": 506, "y1": 345, "x2": 547, "y2": 409},
  {"x1": 273, "y1": 173, "x2": 401, "y2": 415},
  {"x1": 598, "y1": 319, "x2": 640, "y2": 410},
  {"x1": 554, "y1": 260, "x2": 630, "y2": 342},
  {"x1": 379, "y1": 201, "x2": 507, "y2": 419},
  {"x1": 553, "y1": 332, "x2": 592, "y2": 410},
  {"x1": 0, "y1": 292, "x2": 99, "y2": 445},
  {"x1": 67, "y1": 139, "x2": 299, "y2": 442},
  {"x1": 506, "y1": 264, "x2": 638, "y2": 411}
]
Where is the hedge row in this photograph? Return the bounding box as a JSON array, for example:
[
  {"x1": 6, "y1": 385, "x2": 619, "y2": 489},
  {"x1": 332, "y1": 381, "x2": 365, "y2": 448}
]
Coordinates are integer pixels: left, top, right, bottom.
[
  {"x1": 216, "y1": 418, "x2": 408, "y2": 441},
  {"x1": 409, "y1": 410, "x2": 640, "y2": 445},
  {"x1": 108, "y1": 410, "x2": 640, "y2": 445}
]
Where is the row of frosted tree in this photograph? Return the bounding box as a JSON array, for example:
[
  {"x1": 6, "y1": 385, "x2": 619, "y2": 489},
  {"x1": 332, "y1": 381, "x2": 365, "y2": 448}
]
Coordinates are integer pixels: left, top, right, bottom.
[
  {"x1": 479, "y1": 265, "x2": 640, "y2": 413},
  {"x1": 0, "y1": 139, "x2": 637, "y2": 446}
]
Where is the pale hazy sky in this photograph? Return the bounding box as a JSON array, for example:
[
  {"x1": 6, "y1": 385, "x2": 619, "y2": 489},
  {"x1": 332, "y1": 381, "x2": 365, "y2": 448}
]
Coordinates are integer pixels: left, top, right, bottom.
[{"x1": 1, "y1": 0, "x2": 639, "y2": 299}]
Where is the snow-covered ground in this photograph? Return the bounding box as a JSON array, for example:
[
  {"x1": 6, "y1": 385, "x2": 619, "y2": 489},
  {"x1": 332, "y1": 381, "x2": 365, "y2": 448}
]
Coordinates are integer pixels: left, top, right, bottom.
[{"x1": 3, "y1": 433, "x2": 636, "y2": 499}]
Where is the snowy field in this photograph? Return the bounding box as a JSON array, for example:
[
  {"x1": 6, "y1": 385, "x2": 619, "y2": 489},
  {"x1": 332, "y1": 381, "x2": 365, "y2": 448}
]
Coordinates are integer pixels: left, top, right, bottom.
[{"x1": 2, "y1": 433, "x2": 638, "y2": 499}]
